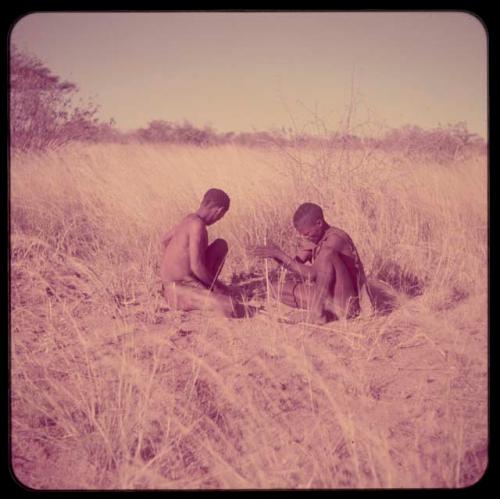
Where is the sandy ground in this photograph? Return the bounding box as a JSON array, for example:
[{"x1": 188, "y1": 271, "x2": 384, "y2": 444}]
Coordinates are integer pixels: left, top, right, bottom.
[{"x1": 11, "y1": 274, "x2": 487, "y2": 489}]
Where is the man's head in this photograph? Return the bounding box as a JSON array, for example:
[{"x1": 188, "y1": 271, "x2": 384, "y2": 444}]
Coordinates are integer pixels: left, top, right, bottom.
[
  {"x1": 293, "y1": 202, "x2": 327, "y2": 243},
  {"x1": 199, "y1": 188, "x2": 230, "y2": 225}
]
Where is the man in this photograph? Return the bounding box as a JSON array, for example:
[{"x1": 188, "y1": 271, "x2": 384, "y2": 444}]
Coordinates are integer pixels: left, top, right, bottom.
[
  {"x1": 160, "y1": 188, "x2": 238, "y2": 317},
  {"x1": 249, "y1": 202, "x2": 374, "y2": 324}
]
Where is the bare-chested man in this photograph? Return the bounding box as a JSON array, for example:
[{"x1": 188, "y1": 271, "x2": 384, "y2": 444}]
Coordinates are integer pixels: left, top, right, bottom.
[
  {"x1": 249, "y1": 202, "x2": 374, "y2": 324},
  {"x1": 160, "y1": 188, "x2": 238, "y2": 317}
]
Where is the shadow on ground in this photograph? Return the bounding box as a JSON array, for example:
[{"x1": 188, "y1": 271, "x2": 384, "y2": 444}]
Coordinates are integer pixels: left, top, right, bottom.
[
  {"x1": 366, "y1": 277, "x2": 400, "y2": 315},
  {"x1": 372, "y1": 258, "x2": 425, "y2": 298}
]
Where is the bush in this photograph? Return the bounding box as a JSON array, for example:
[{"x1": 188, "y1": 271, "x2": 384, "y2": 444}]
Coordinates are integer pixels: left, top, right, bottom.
[
  {"x1": 376, "y1": 123, "x2": 486, "y2": 163},
  {"x1": 133, "y1": 120, "x2": 221, "y2": 146}
]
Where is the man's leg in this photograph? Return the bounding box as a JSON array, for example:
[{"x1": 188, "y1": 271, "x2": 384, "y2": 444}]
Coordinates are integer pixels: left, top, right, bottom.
[
  {"x1": 326, "y1": 253, "x2": 359, "y2": 318},
  {"x1": 268, "y1": 261, "x2": 338, "y2": 321},
  {"x1": 267, "y1": 277, "x2": 316, "y2": 309},
  {"x1": 163, "y1": 282, "x2": 235, "y2": 317},
  {"x1": 205, "y1": 238, "x2": 228, "y2": 283},
  {"x1": 204, "y1": 238, "x2": 249, "y2": 317}
]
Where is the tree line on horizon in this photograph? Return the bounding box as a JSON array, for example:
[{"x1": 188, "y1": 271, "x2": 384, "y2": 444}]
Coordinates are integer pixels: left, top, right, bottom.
[{"x1": 10, "y1": 45, "x2": 486, "y2": 162}]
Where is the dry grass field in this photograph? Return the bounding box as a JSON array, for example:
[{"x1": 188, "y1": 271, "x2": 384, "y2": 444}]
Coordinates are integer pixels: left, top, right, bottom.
[{"x1": 10, "y1": 142, "x2": 487, "y2": 489}]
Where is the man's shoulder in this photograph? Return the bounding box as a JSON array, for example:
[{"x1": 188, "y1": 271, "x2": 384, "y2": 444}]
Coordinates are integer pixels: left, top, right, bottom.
[
  {"x1": 184, "y1": 214, "x2": 207, "y2": 231},
  {"x1": 323, "y1": 227, "x2": 348, "y2": 251}
]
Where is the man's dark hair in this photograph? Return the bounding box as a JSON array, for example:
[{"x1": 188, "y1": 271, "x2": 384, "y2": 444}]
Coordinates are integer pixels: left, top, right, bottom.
[
  {"x1": 202, "y1": 188, "x2": 230, "y2": 210},
  {"x1": 293, "y1": 202, "x2": 324, "y2": 227}
]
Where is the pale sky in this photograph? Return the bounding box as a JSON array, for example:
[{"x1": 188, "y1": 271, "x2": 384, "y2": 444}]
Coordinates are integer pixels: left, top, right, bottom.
[{"x1": 11, "y1": 11, "x2": 488, "y2": 138}]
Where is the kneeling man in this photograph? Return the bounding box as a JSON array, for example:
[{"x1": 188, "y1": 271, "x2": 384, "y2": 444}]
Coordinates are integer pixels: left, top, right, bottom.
[
  {"x1": 160, "y1": 188, "x2": 238, "y2": 317},
  {"x1": 250, "y1": 202, "x2": 374, "y2": 324}
]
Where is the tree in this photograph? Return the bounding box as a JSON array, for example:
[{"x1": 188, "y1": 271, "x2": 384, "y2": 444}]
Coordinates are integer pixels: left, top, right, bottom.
[{"x1": 10, "y1": 44, "x2": 102, "y2": 151}]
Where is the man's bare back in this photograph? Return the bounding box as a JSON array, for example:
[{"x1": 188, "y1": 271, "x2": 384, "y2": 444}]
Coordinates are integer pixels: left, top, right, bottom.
[{"x1": 160, "y1": 214, "x2": 205, "y2": 284}]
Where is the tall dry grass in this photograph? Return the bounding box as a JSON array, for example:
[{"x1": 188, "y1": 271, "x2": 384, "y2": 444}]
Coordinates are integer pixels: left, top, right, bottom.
[{"x1": 10, "y1": 143, "x2": 487, "y2": 489}]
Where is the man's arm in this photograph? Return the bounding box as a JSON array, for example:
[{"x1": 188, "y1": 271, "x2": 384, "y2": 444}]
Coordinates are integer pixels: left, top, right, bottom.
[
  {"x1": 307, "y1": 235, "x2": 348, "y2": 324},
  {"x1": 249, "y1": 244, "x2": 316, "y2": 280},
  {"x1": 309, "y1": 247, "x2": 336, "y2": 323},
  {"x1": 278, "y1": 252, "x2": 316, "y2": 280},
  {"x1": 315, "y1": 234, "x2": 355, "y2": 320},
  {"x1": 188, "y1": 218, "x2": 225, "y2": 291},
  {"x1": 295, "y1": 236, "x2": 314, "y2": 263},
  {"x1": 188, "y1": 218, "x2": 214, "y2": 288}
]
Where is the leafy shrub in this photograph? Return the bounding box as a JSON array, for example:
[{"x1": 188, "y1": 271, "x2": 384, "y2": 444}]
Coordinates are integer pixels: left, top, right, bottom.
[{"x1": 10, "y1": 45, "x2": 103, "y2": 151}]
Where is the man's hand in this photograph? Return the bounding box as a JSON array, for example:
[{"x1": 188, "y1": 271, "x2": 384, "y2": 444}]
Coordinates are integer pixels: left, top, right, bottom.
[{"x1": 248, "y1": 243, "x2": 284, "y2": 260}]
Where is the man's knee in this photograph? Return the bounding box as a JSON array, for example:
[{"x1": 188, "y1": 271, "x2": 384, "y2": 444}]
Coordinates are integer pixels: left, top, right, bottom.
[{"x1": 211, "y1": 238, "x2": 228, "y2": 255}]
